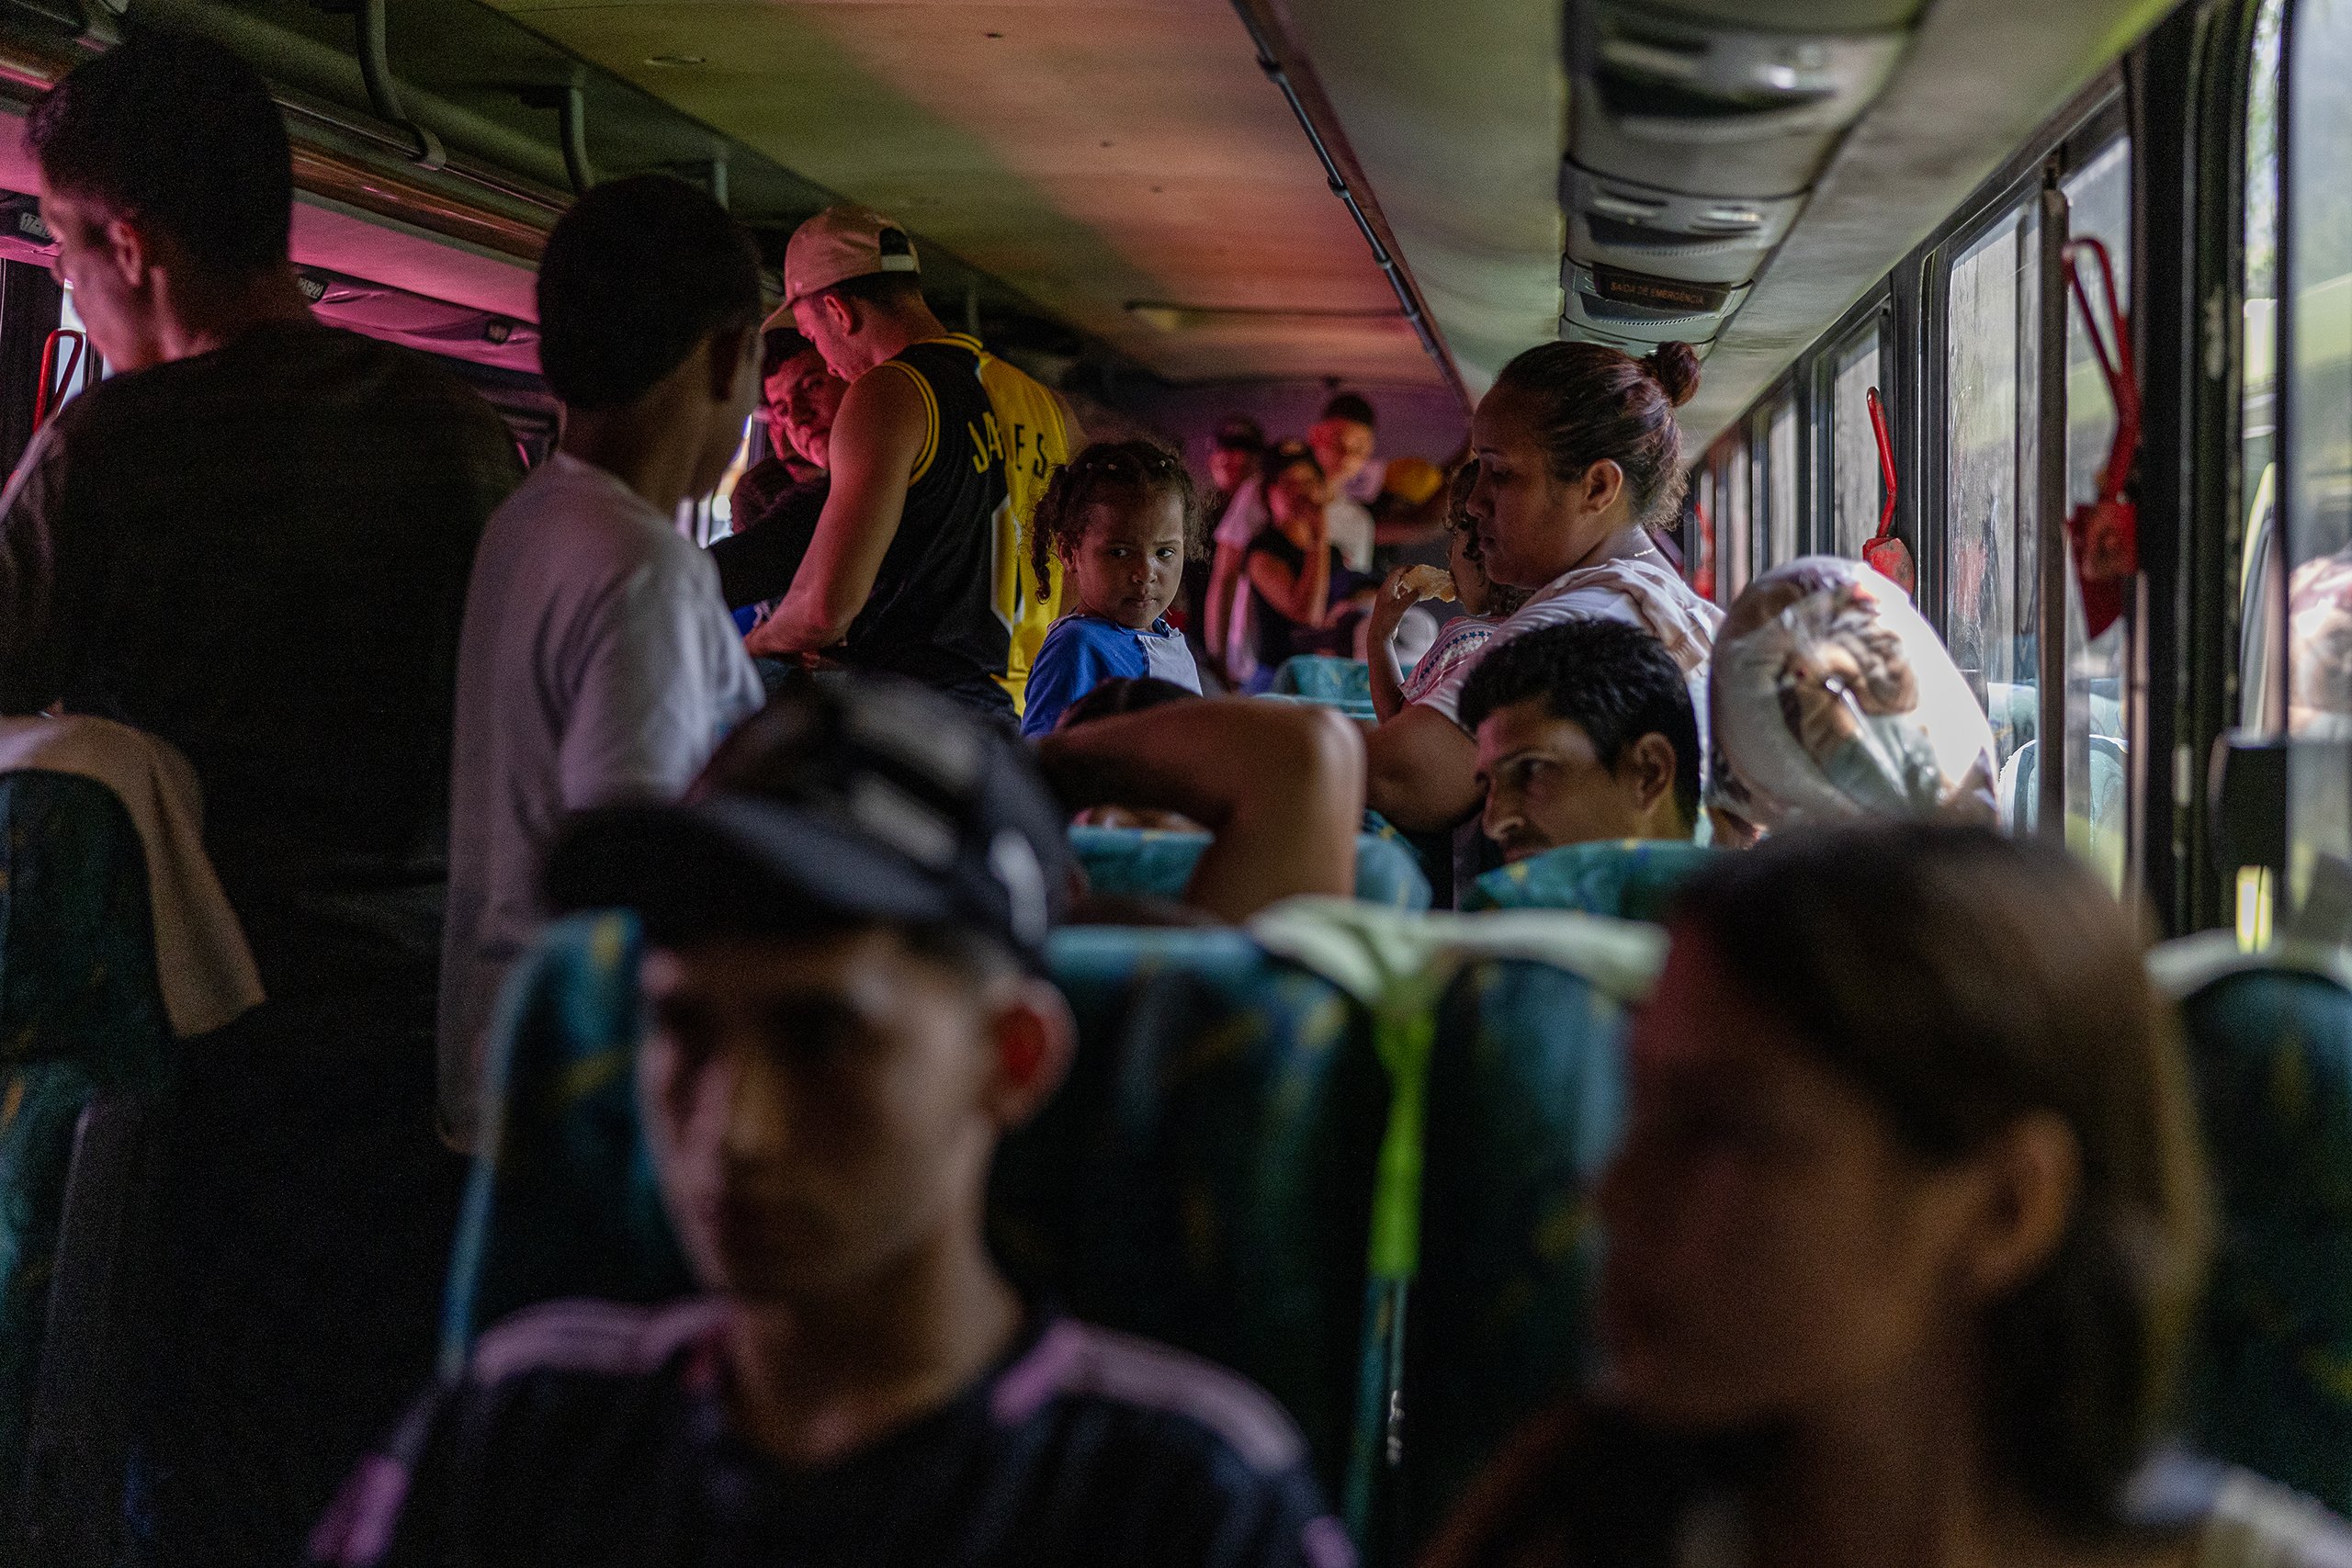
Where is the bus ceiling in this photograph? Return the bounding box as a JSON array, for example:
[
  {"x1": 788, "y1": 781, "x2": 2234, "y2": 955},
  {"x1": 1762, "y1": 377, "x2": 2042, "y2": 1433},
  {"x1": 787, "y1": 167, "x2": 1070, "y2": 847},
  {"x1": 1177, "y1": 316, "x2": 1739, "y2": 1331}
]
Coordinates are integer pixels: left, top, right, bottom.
[{"x1": 0, "y1": 0, "x2": 2186, "y2": 413}]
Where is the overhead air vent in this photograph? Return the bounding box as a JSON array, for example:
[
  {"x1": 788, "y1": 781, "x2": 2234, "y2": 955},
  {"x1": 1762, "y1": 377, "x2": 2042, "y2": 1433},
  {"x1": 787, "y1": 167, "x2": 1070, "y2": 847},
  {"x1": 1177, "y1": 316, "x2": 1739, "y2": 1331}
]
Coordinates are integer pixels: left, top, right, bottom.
[
  {"x1": 1564, "y1": 164, "x2": 1802, "y2": 286},
  {"x1": 1571, "y1": 6, "x2": 1907, "y2": 197},
  {"x1": 1557, "y1": 3, "x2": 1923, "y2": 357}
]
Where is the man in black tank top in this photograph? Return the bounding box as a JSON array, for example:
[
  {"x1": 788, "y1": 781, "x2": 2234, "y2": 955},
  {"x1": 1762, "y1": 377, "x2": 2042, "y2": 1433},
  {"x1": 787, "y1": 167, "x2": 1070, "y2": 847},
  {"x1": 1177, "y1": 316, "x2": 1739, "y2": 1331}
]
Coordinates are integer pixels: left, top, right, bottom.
[{"x1": 747, "y1": 205, "x2": 1019, "y2": 718}]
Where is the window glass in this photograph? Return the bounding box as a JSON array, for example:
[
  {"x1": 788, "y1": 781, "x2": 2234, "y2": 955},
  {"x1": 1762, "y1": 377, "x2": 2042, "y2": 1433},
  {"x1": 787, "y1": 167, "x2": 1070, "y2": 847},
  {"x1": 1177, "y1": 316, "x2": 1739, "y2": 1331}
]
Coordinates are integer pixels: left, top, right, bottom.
[
  {"x1": 1945, "y1": 200, "x2": 2041, "y2": 778},
  {"x1": 1690, "y1": 462, "x2": 1719, "y2": 603},
  {"x1": 2061, "y1": 137, "x2": 2133, "y2": 892},
  {"x1": 53, "y1": 287, "x2": 106, "y2": 405},
  {"x1": 2286, "y1": 0, "x2": 2352, "y2": 899},
  {"x1": 2240, "y1": 0, "x2": 2287, "y2": 946},
  {"x1": 1831, "y1": 325, "x2": 1884, "y2": 558},
  {"x1": 1767, "y1": 399, "x2": 1799, "y2": 566},
  {"x1": 1716, "y1": 434, "x2": 1750, "y2": 604}
]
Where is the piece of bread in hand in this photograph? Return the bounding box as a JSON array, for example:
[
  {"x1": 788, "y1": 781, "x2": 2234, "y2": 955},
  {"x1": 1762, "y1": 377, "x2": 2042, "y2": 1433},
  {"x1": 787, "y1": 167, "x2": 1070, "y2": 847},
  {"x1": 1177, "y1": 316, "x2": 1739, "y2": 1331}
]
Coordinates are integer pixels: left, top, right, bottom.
[{"x1": 1400, "y1": 564, "x2": 1457, "y2": 602}]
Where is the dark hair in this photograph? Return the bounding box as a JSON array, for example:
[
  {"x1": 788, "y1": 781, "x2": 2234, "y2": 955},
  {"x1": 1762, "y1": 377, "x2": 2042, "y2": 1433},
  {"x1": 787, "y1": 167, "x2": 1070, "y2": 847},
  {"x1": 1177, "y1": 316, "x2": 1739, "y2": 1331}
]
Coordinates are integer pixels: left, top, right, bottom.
[
  {"x1": 1214, "y1": 414, "x2": 1266, "y2": 452},
  {"x1": 1030, "y1": 440, "x2": 1203, "y2": 597},
  {"x1": 1261, "y1": 437, "x2": 1322, "y2": 489},
  {"x1": 811, "y1": 270, "x2": 926, "y2": 314},
  {"x1": 1320, "y1": 391, "x2": 1377, "y2": 428},
  {"x1": 1669, "y1": 824, "x2": 2211, "y2": 1538},
  {"x1": 28, "y1": 29, "x2": 292, "y2": 278},
  {"x1": 537, "y1": 175, "x2": 763, "y2": 412},
  {"x1": 760, "y1": 327, "x2": 812, "y2": 380},
  {"x1": 1457, "y1": 620, "x2": 1700, "y2": 825},
  {"x1": 1056, "y1": 675, "x2": 1197, "y2": 730},
  {"x1": 1491, "y1": 340, "x2": 1701, "y2": 527},
  {"x1": 1446, "y1": 459, "x2": 1530, "y2": 619}
]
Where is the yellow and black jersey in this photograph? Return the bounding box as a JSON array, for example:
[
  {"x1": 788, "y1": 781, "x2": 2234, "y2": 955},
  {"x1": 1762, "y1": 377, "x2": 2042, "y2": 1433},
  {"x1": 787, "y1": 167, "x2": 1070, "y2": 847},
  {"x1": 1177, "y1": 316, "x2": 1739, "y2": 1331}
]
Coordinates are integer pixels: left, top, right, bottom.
[
  {"x1": 843, "y1": 333, "x2": 1074, "y2": 717},
  {"x1": 975, "y1": 347, "x2": 1074, "y2": 709},
  {"x1": 840, "y1": 334, "x2": 1014, "y2": 715}
]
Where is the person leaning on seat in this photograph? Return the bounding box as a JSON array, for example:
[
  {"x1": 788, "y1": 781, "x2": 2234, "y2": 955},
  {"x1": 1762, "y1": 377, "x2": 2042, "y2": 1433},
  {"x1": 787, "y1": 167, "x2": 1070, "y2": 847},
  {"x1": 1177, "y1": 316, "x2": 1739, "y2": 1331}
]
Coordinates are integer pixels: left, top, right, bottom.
[
  {"x1": 745, "y1": 203, "x2": 1075, "y2": 720},
  {"x1": 1455, "y1": 619, "x2": 1700, "y2": 862},
  {"x1": 313, "y1": 677, "x2": 1353, "y2": 1568},
  {"x1": 438, "y1": 174, "x2": 766, "y2": 1154},
  {"x1": 0, "y1": 29, "x2": 526, "y2": 1564}
]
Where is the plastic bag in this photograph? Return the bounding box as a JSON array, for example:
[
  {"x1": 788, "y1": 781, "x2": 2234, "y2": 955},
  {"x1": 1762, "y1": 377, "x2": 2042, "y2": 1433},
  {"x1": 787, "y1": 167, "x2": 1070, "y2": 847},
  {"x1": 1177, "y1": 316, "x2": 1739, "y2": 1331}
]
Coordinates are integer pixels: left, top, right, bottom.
[{"x1": 1708, "y1": 557, "x2": 1997, "y2": 834}]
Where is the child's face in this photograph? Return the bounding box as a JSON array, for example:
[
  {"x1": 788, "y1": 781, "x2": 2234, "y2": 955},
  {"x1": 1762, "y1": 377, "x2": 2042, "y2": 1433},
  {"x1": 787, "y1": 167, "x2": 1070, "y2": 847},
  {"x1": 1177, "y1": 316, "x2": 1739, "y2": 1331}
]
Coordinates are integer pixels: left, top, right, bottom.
[{"x1": 1068, "y1": 492, "x2": 1188, "y2": 630}]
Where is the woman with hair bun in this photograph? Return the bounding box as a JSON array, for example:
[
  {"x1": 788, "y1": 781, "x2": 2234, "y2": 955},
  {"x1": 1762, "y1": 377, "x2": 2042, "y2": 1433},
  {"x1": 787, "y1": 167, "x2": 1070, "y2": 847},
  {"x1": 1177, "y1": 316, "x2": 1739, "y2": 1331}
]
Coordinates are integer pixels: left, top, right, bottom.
[{"x1": 1365, "y1": 340, "x2": 1724, "y2": 838}]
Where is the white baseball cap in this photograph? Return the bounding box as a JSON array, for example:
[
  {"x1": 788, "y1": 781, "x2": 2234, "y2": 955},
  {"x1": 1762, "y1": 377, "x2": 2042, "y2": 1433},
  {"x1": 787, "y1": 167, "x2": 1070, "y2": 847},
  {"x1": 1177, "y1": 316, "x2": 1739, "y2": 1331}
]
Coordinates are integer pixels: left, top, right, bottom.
[{"x1": 765, "y1": 202, "x2": 921, "y2": 327}]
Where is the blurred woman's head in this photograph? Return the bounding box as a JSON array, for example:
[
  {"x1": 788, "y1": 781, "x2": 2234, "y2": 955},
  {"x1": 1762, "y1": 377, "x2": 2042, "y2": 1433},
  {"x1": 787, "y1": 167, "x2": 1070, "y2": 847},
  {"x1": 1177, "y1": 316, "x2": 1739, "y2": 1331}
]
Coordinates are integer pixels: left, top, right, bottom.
[
  {"x1": 1468, "y1": 341, "x2": 1699, "y2": 590},
  {"x1": 1600, "y1": 823, "x2": 2209, "y2": 1536},
  {"x1": 1263, "y1": 439, "x2": 1327, "y2": 537}
]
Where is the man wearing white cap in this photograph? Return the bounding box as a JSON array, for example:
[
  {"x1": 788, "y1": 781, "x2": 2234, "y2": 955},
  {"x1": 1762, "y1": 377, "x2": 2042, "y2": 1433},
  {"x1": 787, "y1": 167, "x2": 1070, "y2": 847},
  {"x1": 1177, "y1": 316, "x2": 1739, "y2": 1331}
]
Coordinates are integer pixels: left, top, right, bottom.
[{"x1": 745, "y1": 204, "x2": 1073, "y2": 720}]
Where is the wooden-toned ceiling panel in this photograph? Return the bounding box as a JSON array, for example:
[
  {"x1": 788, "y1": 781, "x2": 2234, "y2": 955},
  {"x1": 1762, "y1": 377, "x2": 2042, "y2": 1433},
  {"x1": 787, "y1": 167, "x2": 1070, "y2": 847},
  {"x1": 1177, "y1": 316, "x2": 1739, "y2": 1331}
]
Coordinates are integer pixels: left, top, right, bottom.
[
  {"x1": 1271, "y1": 0, "x2": 1565, "y2": 397},
  {"x1": 483, "y1": 0, "x2": 1438, "y2": 384}
]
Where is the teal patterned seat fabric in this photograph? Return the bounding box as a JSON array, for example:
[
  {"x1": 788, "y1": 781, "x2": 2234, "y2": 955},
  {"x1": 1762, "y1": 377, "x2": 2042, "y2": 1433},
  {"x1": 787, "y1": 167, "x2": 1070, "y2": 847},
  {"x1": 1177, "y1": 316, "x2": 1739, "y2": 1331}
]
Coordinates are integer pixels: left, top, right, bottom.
[
  {"x1": 439, "y1": 909, "x2": 691, "y2": 1374},
  {"x1": 1398, "y1": 957, "x2": 1631, "y2": 1552},
  {"x1": 2176, "y1": 964, "x2": 2352, "y2": 1514},
  {"x1": 1069, "y1": 826, "x2": 1432, "y2": 911},
  {"x1": 1464, "y1": 840, "x2": 1717, "y2": 919},
  {"x1": 1268, "y1": 656, "x2": 1377, "y2": 720},
  {"x1": 993, "y1": 926, "x2": 1385, "y2": 1500},
  {"x1": 0, "y1": 772, "x2": 174, "y2": 1526}
]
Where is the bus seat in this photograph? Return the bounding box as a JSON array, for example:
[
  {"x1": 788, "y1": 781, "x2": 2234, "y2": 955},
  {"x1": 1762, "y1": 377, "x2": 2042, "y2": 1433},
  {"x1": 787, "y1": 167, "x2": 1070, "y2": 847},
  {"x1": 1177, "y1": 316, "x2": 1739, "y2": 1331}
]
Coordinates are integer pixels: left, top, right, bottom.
[
  {"x1": 992, "y1": 924, "x2": 1386, "y2": 1502},
  {"x1": 1403, "y1": 954, "x2": 1631, "y2": 1551},
  {"x1": 1984, "y1": 680, "x2": 2039, "y2": 757},
  {"x1": 2156, "y1": 937, "x2": 2352, "y2": 1514},
  {"x1": 0, "y1": 772, "x2": 176, "y2": 1562},
  {"x1": 1462, "y1": 839, "x2": 1717, "y2": 919},
  {"x1": 1996, "y1": 734, "x2": 2129, "y2": 836},
  {"x1": 437, "y1": 909, "x2": 690, "y2": 1377},
  {"x1": 1268, "y1": 656, "x2": 1377, "y2": 720},
  {"x1": 1069, "y1": 825, "x2": 1433, "y2": 911},
  {"x1": 1243, "y1": 899, "x2": 1661, "y2": 1558},
  {"x1": 442, "y1": 916, "x2": 1389, "y2": 1514}
]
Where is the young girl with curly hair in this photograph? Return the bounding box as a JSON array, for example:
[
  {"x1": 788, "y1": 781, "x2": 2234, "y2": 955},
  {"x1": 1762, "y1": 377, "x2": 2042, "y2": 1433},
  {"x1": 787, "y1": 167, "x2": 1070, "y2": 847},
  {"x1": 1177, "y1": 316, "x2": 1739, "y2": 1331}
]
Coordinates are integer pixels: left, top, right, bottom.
[{"x1": 1018, "y1": 440, "x2": 1204, "y2": 738}]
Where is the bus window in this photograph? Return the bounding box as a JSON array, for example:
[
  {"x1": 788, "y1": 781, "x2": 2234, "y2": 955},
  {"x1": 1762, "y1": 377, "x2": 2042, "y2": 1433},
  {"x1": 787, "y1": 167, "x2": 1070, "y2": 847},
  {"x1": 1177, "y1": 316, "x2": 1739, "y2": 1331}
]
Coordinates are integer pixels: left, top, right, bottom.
[
  {"x1": 2061, "y1": 136, "x2": 2132, "y2": 891},
  {"x1": 1764, "y1": 394, "x2": 1799, "y2": 567},
  {"x1": 2285, "y1": 0, "x2": 2352, "y2": 899},
  {"x1": 2239, "y1": 0, "x2": 2287, "y2": 944},
  {"x1": 54, "y1": 286, "x2": 105, "y2": 407},
  {"x1": 1690, "y1": 461, "x2": 1718, "y2": 603},
  {"x1": 1715, "y1": 432, "x2": 1751, "y2": 604},
  {"x1": 1829, "y1": 321, "x2": 1884, "y2": 559},
  {"x1": 1945, "y1": 197, "x2": 2042, "y2": 773}
]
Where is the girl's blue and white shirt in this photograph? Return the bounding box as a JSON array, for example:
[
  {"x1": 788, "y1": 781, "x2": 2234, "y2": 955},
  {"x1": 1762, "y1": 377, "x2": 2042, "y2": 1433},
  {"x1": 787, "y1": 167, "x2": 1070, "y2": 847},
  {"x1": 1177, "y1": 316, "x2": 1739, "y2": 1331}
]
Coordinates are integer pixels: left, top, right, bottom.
[{"x1": 1019, "y1": 614, "x2": 1202, "y2": 739}]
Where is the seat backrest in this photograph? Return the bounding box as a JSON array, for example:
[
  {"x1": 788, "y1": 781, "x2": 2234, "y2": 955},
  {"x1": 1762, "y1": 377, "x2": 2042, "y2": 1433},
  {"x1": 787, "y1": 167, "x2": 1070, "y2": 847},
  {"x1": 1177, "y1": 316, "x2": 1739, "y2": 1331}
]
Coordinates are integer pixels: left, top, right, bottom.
[
  {"x1": 0, "y1": 771, "x2": 175, "y2": 1560},
  {"x1": 443, "y1": 915, "x2": 1388, "y2": 1510},
  {"x1": 1269, "y1": 656, "x2": 1377, "y2": 720},
  {"x1": 1399, "y1": 953, "x2": 1631, "y2": 1552},
  {"x1": 1463, "y1": 840, "x2": 1717, "y2": 919},
  {"x1": 1070, "y1": 826, "x2": 1432, "y2": 911},
  {"x1": 2175, "y1": 963, "x2": 2352, "y2": 1515},
  {"x1": 994, "y1": 925, "x2": 1385, "y2": 1497},
  {"x1": 439, "y1": 910, "x2": 690, "y2": 1374}
]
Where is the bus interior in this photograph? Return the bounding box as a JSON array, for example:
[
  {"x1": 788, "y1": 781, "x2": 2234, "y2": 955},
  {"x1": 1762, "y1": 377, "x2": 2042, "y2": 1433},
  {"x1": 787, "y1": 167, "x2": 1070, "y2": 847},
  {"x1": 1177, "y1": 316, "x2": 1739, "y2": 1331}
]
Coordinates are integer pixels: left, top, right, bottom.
[{"x1": 5, "y1": 0, "x2": 2352, "y2": 1562}]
